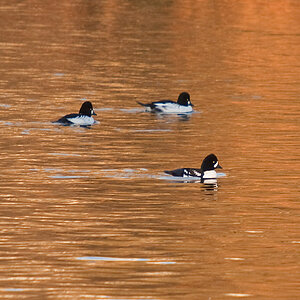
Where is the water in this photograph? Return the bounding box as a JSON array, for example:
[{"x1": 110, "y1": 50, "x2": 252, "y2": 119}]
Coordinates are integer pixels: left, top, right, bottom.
[{"x1": 0, "y1": 0, "x2": 299, "y2": 299}]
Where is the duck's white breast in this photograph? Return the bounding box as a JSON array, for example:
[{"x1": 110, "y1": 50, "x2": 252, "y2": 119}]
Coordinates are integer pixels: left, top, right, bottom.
[{"x1": 203, "y1": 170, "x2": 217, "y2": 179}]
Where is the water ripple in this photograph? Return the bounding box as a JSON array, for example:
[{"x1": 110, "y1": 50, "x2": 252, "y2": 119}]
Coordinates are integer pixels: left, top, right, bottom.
[{"x1": 77, "y1": 256, "x2": 176, "y2": 264}]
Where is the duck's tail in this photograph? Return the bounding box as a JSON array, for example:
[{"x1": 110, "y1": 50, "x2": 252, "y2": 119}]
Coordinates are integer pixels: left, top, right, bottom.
[
  {"x1": 164, "y1": 170, "x2": 173, "y2": 175},
  {"x1": 164, "y1": 168, "x2": 187, "y2": 177},
  {"x1": 136, "y1": 101, "x2": 148, "y2": 107}
]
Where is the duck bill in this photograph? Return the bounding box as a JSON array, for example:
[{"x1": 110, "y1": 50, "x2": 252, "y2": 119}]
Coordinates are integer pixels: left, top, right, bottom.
[
  {"x1": 92, "y1": 110, "x2": 97, "y2": 116},
  {"x1": 216, "y1": 164, "x2": 222, "y2": 169}
]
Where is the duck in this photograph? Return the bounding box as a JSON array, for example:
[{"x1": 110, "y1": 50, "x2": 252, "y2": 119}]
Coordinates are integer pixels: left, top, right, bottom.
[
  {"x1": 54, "y1": 101, "x2": 97, "y2": 126},
  {"x1": 164, "y1": 154, "x2": 222, "y2": 180},
  {"x1": 137, "y1": 92, "x2": 193, "y2": 114}
]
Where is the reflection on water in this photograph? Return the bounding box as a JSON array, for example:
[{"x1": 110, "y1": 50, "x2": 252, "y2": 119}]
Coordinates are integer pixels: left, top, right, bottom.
[{"x1": 0, "y1": 0, "x2": 299, "y2": 299}]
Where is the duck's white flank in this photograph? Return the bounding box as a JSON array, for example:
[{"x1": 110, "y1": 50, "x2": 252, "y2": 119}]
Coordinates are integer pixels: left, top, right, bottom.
[
  {"x1": 153, "y1": 102, "x2": 193, "y2": 113},
  {"x1": 67, "y1": 115, "x2": 95, "y2": 126}
]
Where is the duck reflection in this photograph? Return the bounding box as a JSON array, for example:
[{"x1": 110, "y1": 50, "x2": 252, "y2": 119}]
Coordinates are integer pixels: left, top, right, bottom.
[
  {"x1": 152, "y1": 111, "x2": 193, "y2": 121},
  {"x1": 166, "y1": 177, "x2": 219, "y2": 191}
]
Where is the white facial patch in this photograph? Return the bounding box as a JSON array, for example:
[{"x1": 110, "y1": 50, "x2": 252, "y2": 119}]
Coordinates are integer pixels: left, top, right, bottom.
[{"x1": 213, "y1": 161, "x2": 219, "y2": 168}]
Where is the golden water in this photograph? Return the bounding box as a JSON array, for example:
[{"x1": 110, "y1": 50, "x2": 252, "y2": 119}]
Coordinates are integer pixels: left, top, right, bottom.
[{"x1": 0, "y1": 0, "x2": 299, "y2": 299}]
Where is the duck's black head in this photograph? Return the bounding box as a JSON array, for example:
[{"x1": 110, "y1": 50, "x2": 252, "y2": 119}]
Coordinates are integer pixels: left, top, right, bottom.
[
  {"x1": 201, "y1": 154, "x2": 222, "y2": 171},
  {"x1": 177, "y1": 92, "x2": 193, "y2": 107},
  {"x1": 79, "y1": 101, "x2": 97, "y2": 117}
]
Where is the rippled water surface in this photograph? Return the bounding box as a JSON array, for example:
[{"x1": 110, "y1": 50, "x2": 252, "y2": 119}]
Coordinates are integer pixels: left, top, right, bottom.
[{"x1": 0, "y1": 0, "x2": 299, "y2": 299}]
